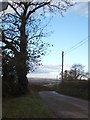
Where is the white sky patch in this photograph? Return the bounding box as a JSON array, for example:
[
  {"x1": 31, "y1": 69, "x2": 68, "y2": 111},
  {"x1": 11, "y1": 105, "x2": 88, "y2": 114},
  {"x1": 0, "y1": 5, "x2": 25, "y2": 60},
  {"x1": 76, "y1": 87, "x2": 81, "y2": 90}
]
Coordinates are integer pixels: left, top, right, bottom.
[
  {"x1": 27, "y1": 64, "x2": 61, "y2": 78},
  {"x1": 76, "y1": 0, "x2": 89, "y2": 2},
  {"x1": 74, "y1": 2, "x2": 88, "y2": 15},
  {"x1": 0, "y1": 0, "x2": 90, "y2": 3},
  {"x1": 27, "y1": 64, "x2": 72, "y2": 79},
  {"x1": 67, "y1": 2, "x2": 88, "y2": 16}
]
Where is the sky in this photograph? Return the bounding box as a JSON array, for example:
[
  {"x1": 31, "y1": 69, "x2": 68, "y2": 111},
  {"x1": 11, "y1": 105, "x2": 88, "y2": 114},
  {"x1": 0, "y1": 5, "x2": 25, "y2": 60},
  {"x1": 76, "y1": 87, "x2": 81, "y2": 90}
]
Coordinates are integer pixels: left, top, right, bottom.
[{"x1": 27, "y1": 2, "x2": 88, "y2": 79}]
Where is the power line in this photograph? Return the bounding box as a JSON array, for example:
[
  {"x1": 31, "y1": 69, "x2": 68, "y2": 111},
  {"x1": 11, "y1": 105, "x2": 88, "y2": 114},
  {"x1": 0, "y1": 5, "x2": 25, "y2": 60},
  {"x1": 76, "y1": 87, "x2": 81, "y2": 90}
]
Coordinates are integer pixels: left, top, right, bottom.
[
  {"x1": 65, "y1": 37, "x2": 87, "y2": 52},
  {"x1": 65, "y1": 36, "x2": 88, "y2": 55},
  {"x1": 65, "y1": 40, "x2": 87, "y2": 54},
  {"x1": 65, "y1": 37, "x2": 88, "y2": 53}
]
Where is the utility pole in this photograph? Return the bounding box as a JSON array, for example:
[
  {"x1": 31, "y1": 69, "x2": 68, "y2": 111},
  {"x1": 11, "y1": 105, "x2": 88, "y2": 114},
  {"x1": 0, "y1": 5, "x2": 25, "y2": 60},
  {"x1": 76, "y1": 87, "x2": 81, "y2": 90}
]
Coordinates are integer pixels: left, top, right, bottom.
[{"x1": 61, "y1": 51, "x2": 64, "y2": 83}]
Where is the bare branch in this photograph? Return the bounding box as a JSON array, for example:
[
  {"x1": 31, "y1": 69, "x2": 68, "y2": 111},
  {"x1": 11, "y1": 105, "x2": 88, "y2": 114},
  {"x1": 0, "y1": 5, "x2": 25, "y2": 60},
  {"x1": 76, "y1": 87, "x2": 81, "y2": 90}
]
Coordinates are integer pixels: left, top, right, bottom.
[
  {"x1": 2, "y1": 43, "x2": 18, "y2": 55},
  {"x1": 3, "y1": 29, "x2": 19, "y2": 33},
  {"x1": 26, "y1": 1, "x2": 50, "y2": 19},
  {"x1": 8, "y1": 2, "x2": 21, "y2": 17}
]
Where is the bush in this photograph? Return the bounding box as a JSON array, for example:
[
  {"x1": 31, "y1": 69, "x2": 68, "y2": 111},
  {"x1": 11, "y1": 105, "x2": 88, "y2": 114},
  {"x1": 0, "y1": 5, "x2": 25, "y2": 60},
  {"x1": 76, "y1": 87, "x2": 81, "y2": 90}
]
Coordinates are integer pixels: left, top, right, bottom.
[
  {"x1": 2, "y1": 76, "x2": 29, "y2": 98},
  {"x1": 56, "y1": 80, "x2": 88, "y2": 100}
]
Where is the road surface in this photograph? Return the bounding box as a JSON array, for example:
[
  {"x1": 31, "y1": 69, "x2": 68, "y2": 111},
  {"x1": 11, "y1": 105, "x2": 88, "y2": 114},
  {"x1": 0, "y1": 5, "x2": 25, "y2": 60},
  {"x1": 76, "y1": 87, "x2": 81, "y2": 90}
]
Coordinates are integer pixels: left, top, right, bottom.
[{"x1": 39, "y1": 91, "x2": 88, "y2": 118}]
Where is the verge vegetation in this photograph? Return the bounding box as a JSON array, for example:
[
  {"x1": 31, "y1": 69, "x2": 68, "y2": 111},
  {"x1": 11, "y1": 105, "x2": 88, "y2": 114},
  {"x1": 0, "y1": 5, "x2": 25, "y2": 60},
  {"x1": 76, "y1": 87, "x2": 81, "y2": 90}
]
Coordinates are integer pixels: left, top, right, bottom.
[
  {"x1": 29, "y1": 80, "x2": 89, "y2": 100},
  {"x1": 3, "y1": 91, "x2": 54, "y2": 118},
  {"x1": 3, "y1": 80, "x2": 89, "y2": 118},
  {"x1": 55, "y1": 80, "x2": 89, "y2": 100}
]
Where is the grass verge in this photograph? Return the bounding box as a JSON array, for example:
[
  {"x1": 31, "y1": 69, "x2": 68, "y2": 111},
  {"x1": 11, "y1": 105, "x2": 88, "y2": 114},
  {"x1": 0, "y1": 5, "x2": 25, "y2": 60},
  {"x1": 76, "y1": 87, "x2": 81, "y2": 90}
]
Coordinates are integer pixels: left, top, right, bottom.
[
  {"x1": 29, "y1": 81, "x2": 89, "y2": 100},
  {"x1": 3, "y1": 91, "x2": 54, "y2": 118},
  {"x1": 54, "y1": 80, "x2": 89, "y2": 100}
]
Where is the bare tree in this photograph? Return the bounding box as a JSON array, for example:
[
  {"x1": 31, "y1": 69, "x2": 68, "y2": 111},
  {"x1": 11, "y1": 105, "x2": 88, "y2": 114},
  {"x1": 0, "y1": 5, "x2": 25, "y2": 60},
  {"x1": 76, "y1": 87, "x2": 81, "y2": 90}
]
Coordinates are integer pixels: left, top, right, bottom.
[
  {"x1": 70, "y1": 64, "x2": 85, "y2": 80},
  {"x1": 1, "y1": 0, "x2": 75, "y2": 94}
]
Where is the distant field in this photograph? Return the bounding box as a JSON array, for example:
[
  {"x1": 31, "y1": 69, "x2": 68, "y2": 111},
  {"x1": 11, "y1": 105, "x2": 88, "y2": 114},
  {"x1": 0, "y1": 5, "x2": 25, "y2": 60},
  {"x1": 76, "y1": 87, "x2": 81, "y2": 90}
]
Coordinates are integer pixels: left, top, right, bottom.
[{"x1": 28, "y1": 77, "x2": 60, "y2": 84}]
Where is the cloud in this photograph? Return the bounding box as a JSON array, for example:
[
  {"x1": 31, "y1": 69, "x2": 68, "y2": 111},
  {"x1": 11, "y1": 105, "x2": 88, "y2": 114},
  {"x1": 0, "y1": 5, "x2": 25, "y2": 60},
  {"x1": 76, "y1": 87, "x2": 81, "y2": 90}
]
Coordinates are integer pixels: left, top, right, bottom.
[
  {"x1": 27, "y1": 63, "x2": 74, "y2": 79},
  {"x1": 27, "y1": 64, "x2": 61, "y2": 78},
  {"x1": 77, "y1": 0, "x2": 89, "y2": 2},
  {"x1": 27, "y1": 64, "x2": 73, "y2": 78},
  {"x1": 68, "y1": 2, "x2": 88, "y2": 16}
]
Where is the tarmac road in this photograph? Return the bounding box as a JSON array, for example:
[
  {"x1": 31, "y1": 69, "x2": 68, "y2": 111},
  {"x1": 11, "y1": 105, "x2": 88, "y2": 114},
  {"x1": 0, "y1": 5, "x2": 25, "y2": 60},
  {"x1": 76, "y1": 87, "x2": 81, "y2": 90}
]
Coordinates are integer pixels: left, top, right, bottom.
[{"x1": 39, "y1": 91, "x2": 88, "y2": 118}]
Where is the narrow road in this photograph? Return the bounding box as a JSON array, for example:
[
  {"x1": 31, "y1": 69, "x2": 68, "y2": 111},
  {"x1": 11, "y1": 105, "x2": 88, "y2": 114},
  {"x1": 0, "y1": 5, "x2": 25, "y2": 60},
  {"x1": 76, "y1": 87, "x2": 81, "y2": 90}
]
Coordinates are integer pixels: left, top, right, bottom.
[{"x1": 39, "y1": 91, "x2": 88, "y2": 118}]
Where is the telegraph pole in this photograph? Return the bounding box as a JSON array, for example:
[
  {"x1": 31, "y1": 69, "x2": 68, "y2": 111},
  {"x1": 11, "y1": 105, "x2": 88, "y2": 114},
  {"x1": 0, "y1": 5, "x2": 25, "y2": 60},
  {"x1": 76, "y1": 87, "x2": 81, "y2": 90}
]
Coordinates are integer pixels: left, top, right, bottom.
[{"x1": 61, "y1": 51, "x2": 64, "y2": 83}]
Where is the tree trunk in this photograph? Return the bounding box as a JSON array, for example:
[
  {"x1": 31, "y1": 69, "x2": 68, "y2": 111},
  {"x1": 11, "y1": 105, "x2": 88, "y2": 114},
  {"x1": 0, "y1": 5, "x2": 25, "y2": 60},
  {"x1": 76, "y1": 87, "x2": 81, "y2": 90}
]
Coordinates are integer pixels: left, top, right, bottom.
[
  {"x1": 15, "y1": 15, "x2": 28, "y2": 94},
  {"x1": 16, "y1": 52, "x2": 28, "y2": 94}
]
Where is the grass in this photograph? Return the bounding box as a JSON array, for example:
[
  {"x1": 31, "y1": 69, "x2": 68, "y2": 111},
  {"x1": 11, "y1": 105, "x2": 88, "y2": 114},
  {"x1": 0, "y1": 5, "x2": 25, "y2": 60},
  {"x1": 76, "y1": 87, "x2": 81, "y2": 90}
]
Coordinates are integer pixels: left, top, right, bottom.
[
  {"x1": 30, "y1": 84, "x2": 55, "y2": 91},
  {"x1": 3, "y1": 91, "x2": 54, "y2": 118},
  {"x1": 36, "y1": 80, "x2": 89, "y2": 100},
  {"x1": 29, "y1": 80, "x2": 89, "y2": 100},
  {"x1": 53, "y1": 80, "x2": 89, "y2": 100},
  {"x1": 3, "y1": 80, "x2": 89, "y2": 118}
]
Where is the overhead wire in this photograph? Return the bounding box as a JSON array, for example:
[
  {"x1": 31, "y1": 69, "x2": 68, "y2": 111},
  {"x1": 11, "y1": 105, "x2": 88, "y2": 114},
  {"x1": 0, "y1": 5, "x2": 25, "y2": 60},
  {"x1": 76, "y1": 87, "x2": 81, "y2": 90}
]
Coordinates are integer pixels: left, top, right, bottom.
[
  {"x1": 65, "y1": 36, "x2": 88, "y2": 55},
  {"x1": 63, "y1": 37, "x2": 88, "y2": 72}
]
